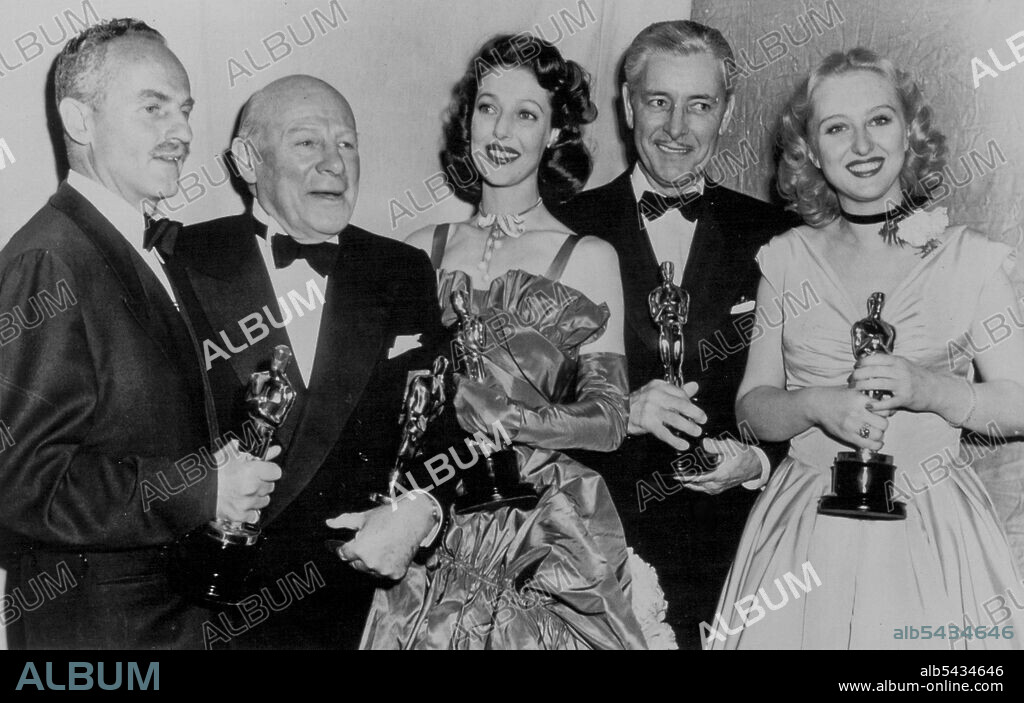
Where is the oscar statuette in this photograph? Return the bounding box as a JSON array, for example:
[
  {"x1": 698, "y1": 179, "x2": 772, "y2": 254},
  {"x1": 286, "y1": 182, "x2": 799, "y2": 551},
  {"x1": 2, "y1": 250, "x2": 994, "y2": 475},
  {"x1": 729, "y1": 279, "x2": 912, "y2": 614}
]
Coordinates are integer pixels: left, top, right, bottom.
[
  {"x1": 325, "y1": 355, "x2": 451, "y2": 551},
  {"x1": 818, "y1": 292, "x2": 906, "y2": 520},
  {"x1": 177, "y1": 345, "x2": 297, "y2": 605},
  {"x1": 649, "y1": 261, "x2": 718, "y2": 475},
  {"x1": 450, "y1": 290, "x2": 537, "y2": 513},
  {"x1": 375, "y1": 354, "x2": 451, "y2": 506}
]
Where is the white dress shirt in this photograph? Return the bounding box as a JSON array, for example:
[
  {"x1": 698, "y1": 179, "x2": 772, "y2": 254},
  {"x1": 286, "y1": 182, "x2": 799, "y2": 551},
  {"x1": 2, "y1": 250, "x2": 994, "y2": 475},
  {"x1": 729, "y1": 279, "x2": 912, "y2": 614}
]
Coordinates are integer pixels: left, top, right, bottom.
[
  {"x1": 629, "y1": 166, "x2": 770, "y2": 490},
  {"x1": 630, "y1": 165, "x2": 703, "y2": 285},
  {"x1": 67, "y1": 169, "x2": 178, "y2": 307},
  {"x1": 251, "y1": 200, "x2": 329, "y2": 384}
]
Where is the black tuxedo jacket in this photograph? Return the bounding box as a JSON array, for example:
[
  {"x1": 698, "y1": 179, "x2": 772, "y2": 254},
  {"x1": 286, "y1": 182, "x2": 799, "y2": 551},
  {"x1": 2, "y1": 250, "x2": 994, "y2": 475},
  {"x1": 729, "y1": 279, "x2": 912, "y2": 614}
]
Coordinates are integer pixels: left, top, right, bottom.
[
  {"x1": 552, "y1": 169, "x2": 798, "y2": 647},
  {"x1": 170, "y1": 214, "x2": 450, "y2": 536},
  {"x1": 168, "y1": 214, "x2": 451, "y2": 648},
  {"x1": 0, "y1": 182, "x2": 218, "y2": 649}
]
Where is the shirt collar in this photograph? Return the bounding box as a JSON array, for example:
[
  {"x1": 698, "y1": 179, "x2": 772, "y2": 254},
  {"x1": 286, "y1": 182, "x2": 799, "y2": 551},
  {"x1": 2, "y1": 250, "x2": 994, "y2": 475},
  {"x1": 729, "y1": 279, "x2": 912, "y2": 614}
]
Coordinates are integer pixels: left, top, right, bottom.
[
  {"x1": 251, "y1": 199, "x2": 340, "y2": 250},
  {"x1": 630, "y1": 163, "x2": 705, "y2": 207},
  {"x1": 66, "y1": 169, "x2": 147, "y2": 246},
  {"x1": 252, "y1": 199, "x2": 284, "y2": 250}
]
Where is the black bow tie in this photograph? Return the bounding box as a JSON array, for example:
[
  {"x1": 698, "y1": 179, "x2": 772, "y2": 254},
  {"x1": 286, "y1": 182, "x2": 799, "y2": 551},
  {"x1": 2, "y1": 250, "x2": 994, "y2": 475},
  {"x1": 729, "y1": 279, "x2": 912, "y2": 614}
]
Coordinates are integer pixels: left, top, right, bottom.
[
  {"x1": 639, "y1": 190, "x2": 703, "y2": 223},
  {"x1": 271, "y1": 234, "x2": 338, "y2": 277},
  {"x1": 143, "y1": 215, "x2": 181, "y2": 257}
]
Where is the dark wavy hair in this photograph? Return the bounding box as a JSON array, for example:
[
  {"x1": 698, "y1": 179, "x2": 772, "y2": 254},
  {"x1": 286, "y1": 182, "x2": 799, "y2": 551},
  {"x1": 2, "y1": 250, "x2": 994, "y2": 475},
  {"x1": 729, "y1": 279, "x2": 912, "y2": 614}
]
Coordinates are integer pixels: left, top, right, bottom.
[
  {"x1": 777, "y1": 48, "x2": 947, "y2": 227},
  {"x1": 442, "y1": 34, "x2": 597, "y2": 205}
]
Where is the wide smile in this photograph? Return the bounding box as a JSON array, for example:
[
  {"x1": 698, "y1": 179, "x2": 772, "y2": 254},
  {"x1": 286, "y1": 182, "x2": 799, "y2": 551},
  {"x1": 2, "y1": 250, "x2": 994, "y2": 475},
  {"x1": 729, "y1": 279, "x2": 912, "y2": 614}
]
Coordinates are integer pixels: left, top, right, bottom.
[
  {"x1": 654, "y1": 142, "x2": 695, "y2": 157},
  {"x1": 485, "y1": 144, "x2": 521, "y2": 166},
  {"x1": 845, "y1": 157, "x2": 884, "y2": 178}
]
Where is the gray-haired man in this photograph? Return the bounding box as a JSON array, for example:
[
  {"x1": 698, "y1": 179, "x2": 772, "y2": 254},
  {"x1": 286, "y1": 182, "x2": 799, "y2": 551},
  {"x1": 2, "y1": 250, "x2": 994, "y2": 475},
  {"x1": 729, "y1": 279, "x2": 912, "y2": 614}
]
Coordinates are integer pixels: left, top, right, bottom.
[{"x1": 555, "y1": 20, "x2": 797, "y2": 648}]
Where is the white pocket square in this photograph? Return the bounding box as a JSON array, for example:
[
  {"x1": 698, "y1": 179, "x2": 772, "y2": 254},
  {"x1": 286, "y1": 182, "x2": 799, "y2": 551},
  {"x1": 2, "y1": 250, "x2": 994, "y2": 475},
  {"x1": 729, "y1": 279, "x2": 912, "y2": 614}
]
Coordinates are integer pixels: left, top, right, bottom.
[
  {"x1": 729, "y1": 300, "x2": 756, "y2": 315},
  {"x1": 388, "y1": 333, "x2": 422, "y2": 359}
]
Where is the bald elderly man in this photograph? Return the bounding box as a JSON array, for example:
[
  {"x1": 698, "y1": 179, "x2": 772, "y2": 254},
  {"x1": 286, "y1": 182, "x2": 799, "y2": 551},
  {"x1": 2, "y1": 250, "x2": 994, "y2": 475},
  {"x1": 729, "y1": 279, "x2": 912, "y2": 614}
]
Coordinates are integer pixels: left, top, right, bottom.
[{"x1": 167, "y1": 75, "x2": 452, "y2": 649}]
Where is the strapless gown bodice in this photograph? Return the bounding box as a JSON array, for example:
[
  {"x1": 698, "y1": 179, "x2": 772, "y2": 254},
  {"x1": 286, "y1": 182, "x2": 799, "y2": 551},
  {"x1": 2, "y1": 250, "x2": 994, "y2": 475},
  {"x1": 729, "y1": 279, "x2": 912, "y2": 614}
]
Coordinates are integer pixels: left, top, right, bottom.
[
  {"x1": 362, "y1": 265, "x2": 653, "y2": 650},
  {"x1": 437, "y1": 267, "x2": 610, "y2": 408}
]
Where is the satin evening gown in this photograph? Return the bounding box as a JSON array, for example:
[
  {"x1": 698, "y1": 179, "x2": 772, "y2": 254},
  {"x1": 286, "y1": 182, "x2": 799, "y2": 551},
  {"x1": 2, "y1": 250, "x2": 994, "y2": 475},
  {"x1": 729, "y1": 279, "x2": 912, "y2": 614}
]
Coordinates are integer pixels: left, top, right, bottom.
[
  {"x1": 360, "y1": 230, "x2": 655, "y2": 649},
  {"x1": 711, "y1": 226, "x2": 1024, "y2": 650}
]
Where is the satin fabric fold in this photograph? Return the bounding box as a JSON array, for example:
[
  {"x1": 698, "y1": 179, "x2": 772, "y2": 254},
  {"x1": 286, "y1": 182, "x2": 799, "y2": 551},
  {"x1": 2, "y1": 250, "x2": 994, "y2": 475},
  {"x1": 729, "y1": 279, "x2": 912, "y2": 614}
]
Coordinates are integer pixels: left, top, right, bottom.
[
  {"x1": 361, "y1": 268, "x2": 647, "y2": 649},
  {"x1": 710, "y1": 227, "x2": 1024, "y2": 650},
  {"x1": 454, "y1": 351, "x2": 629, "y2": 453}
]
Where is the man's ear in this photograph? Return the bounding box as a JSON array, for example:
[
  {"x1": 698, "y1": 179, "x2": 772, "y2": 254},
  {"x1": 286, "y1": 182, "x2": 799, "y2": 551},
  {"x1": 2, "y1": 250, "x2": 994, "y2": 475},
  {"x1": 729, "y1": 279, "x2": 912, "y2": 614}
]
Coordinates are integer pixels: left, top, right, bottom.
[
  {"x1": 58, "y1": 97, "x2": 91, "y2": 146},
  {"x1": 718, "y1": 94, "x2": 736, "y2": 136},
  {"x1": 230, "y1": 136, "x2": 260, "y2": 186},
  {"x1": 621, "y1": 82, "x2": 634, "y2": 131}
]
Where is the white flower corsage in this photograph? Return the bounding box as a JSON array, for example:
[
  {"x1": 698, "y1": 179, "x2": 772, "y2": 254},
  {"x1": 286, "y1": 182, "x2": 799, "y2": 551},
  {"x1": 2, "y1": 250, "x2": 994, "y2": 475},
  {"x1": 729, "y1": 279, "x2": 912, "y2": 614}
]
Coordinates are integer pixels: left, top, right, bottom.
[{"x1": 884, "y1": 206, "x2": 949, "y2": 257}]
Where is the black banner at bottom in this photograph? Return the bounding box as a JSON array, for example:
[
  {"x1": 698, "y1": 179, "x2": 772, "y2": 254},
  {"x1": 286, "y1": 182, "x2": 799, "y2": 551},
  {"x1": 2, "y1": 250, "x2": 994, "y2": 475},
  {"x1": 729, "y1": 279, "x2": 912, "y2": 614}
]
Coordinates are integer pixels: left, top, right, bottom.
[{"x1": 0, "y1": 650, "x2": 1020, "y2": 698}]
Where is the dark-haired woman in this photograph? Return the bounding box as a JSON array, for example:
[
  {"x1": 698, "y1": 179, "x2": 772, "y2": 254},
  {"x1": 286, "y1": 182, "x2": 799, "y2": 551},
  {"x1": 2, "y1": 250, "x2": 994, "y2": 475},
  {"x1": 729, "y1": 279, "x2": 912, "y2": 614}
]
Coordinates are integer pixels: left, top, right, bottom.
[
  {"x1": 360, "y1": 35, "x2": 674, "y2": 649},
  {"x1": 711, "y1": 49, "x2": 1024, "y2": 649}
]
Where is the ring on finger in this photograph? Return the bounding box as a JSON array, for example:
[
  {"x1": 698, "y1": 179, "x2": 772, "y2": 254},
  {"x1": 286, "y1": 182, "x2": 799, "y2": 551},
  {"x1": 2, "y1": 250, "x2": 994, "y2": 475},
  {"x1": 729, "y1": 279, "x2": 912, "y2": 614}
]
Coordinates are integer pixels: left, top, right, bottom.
[{"x1": 858, "y1": 424, "x2": 871, "y2": 439}]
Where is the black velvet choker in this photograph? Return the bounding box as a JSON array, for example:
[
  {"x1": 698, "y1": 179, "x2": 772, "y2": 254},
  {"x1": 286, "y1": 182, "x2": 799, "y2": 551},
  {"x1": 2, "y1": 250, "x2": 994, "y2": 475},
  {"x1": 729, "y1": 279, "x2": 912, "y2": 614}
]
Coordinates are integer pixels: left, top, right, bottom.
[
  {"x1": 839, "y1": 202, "x2": 911, "y2": 225},
  {"x1": 840, "y1": 202, "x2": 915, "y2": 244}
]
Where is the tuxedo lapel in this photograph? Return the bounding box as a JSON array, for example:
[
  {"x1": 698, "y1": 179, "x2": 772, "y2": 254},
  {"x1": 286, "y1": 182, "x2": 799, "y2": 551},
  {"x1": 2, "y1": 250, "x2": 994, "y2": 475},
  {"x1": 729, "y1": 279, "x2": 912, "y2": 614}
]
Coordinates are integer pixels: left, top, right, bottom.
[
  {"x1": 679, "y1": 183, "x2": 753, "y2": 377},
  {"x1": 49, "y1": 182, "x2": 188, "y2": 369},
  {"x1": 184, "y1": 219, "x2": 304, "y2": 391},
  {"x1": 681, "y1": 185, "x2": 727, "y2": 317},
  {"x1": 603, "y1": 173, "x2": 661, "y2": 353},
  {"x1": 264, "y1": 229, "x2": 388, "y2": 524}
]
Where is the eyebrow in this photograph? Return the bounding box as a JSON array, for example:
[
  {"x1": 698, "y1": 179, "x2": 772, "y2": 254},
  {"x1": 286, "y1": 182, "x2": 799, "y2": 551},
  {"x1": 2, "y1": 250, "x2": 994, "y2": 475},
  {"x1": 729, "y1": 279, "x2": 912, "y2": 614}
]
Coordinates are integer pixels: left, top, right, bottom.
[
  {"x1": 819, "y1": 104, "x2": 896, "y2": 123},
  {"x1": 476, "y1": 92, "x2": 546, "y2": 112},
  {"x1": 283, "y1": 124, "x2": 357, "y2": 136},
  {"x1": 138, "y1": 89, "x2": 194, "y2": 108},
  {"x1": 642, "y1": 89, "x2": 719, "y2": 102}
]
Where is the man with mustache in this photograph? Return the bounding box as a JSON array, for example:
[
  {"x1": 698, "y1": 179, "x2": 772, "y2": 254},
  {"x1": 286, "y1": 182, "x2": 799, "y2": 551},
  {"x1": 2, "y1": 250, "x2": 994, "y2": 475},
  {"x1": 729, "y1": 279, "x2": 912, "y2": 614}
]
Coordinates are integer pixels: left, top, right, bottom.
[
  {"x1": 0, "y1": 19, "x2": 280, "y2": 649},
  {"x1": 553, "y1": 20, "x2": 797, "y2": 648},
  {"x1": 167, "y1": 75, "x2": 450, "y2": 649}
]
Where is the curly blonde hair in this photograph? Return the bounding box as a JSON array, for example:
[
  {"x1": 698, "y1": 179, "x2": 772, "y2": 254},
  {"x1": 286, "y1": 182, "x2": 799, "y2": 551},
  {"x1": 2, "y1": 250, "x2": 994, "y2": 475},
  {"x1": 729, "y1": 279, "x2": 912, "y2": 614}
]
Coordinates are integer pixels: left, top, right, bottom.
[{"x1": 777, "y1": 48, "x2": 947, "y2": 227}]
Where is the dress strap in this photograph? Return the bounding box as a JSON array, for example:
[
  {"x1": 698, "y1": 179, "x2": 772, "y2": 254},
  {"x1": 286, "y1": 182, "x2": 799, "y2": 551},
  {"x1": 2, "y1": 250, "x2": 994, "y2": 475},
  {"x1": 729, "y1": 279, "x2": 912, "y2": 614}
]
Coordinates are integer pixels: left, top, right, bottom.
[
  {"x1": 543, "y1": 234, "x2": 581, "y2": 281},
  {"x1": 430, "y1": 223, "x2": 451, "y2": 269}
]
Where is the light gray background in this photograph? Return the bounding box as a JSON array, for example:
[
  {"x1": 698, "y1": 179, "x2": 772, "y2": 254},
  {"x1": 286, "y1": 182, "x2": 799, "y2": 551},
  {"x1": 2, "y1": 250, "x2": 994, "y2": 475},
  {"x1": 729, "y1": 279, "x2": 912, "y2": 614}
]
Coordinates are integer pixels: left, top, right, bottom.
[{"x1": 1, "y1": 0, "x2": 1022, "y2": 649}]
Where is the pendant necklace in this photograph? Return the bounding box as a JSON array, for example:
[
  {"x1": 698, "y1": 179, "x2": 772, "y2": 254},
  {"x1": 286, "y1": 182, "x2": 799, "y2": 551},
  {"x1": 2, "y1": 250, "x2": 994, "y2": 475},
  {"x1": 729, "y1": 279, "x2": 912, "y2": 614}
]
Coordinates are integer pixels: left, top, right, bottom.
[{"x1": 475, "y1": 197, "x2": 543, "y2": 283}]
